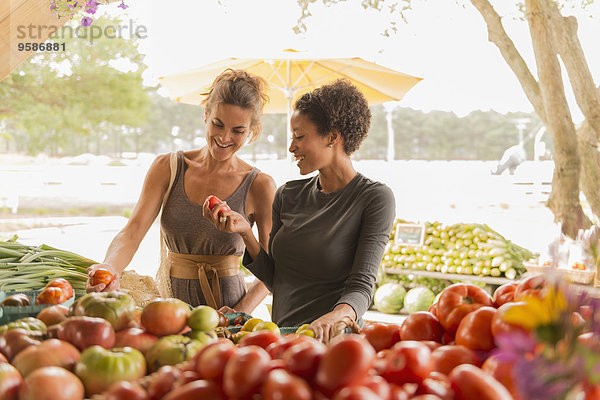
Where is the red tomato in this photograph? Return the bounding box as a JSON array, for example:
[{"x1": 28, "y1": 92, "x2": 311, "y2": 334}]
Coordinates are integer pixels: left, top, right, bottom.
[
  {"x1": 196, "y1": 340, "x2": 237, "y2": 382},
  {"x1": 91, "y1": 268, "x2": 115, "y2": 287},
  {"x1": 332, "y1": 386, "x2": 381, "y2": 400},
  {"x1": 428, "y1": 302, "x2": 439, "y2": 319},
  {"x1": 315, "y1": 335, "x2": 375, "y2": 396},
  {"x1": 361, "y1": 375, "x2": 392, "y2": 400},
  {"x1": 45, "y1": 278, "x2": 74, "y2": 300},
  {"x1": 0, "y1": 362, "x2": 22, "y2": 400},
  {"x1": 514, "y1": 274, "x2": 546, "y2": 300},
  {"x1": 104, "y1": 380, "x2": 149, "y2": 400},
  {"x1": 400, "y1": 312, "x2": 444, "y2": 343},
  {"x1": 390, "y1": 384, "x2": 411, "y2": 400},
  {"x1": 114, "y1": 328, "x2": 159, "y2": 356},
  {"x1": 491, "y1": 302, "x2": 528, "y2": 338},
  {"x1": 238, "y1": 330, "x2": 280, "y2": 350},
  {"x1": 147, "y1": 365, "x2": 183, "y2": 400},
  {"x1": 431, "y1": 345, "x2": 481, "y2": 375},
  {"x1": 19, "y1": 366, "x2": 83, "y2": 400},
  {"x1": 449, "y1": 364, "x2": 513, "y2": 400},
  {"x1": 416, "y1": 371, "x2": 454, "y2": 400},
  {"x1": 36, "y1": 305, "x2": 69, "y2": 327},
  {"x1": 421, "y1": 341, "x2": 443, "y2": 352},
  {"x1": 163, "y1": 380, "x2": 225, "y2": 400},
  {"x1": 266, "y1": 334, "x2": 312, "y2": 359},
  {"x1": 584, "y1": 384, "x2": 600, "y2": 400},
  {"x1": 205, "y1": 195, "x2": 231, "y2": 217},
  {"x1": 361, "y1": 323, "x2": 401, "y2": 352},
  {"x1": 35, "y1": 287, "x2": 67, "y2": 305},
  {"x1": 412, "y1": 395, "x2": 444, "y2": 400},
  {"x1": 481, "y1": 354, "x2": 518, "y2": 397},
  {"x1": 455, "y1": 306, "x2": 497, "y2": 351},
  {"x1": 381, "y1": 340, "x2": 433, "y2": 385},
  {"x1": 223, "y1": 345, "x2": 271, "y2": 400},
  {"x1": 492, "y1": 283, "x2": 517, "y2": 307},
  {"x1": 282, "y1": 340, "x2": 325, "y2": 382},
  {"x1": 141, "y1": 298, "x2": 190, "y2": 337},
  {"x1": 436, "y1": 283, "x2": 493, "y2": 336},
  {"x1": 262, "y1": 369, "x2": 313, "y2": 400}
]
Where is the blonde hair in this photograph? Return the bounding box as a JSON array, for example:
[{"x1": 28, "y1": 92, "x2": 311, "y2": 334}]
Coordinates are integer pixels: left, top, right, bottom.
[{"x1": 201, "y1": 69, "x2": 269, "y2": 143}]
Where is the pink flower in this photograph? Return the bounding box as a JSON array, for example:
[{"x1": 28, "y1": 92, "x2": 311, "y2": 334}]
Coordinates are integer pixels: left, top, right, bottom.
[
  {"x1": 118, "y1": 1, "x2": 128, "y2": 9},
  {"x1": 81, "y1": 16, "x2": 93, "y2": 26}
]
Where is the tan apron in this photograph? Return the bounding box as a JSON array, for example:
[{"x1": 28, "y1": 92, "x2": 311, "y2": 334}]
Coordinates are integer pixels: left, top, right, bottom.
[{"x1": 168, "y1": 252, "x2": 241, "y2": 309}]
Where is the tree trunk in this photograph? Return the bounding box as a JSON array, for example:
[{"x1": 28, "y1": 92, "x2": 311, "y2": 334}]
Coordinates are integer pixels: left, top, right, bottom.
[
  {"x1": 544, "y1": 3, "x2": 600, "y2": 221},
  {"x1": 525, "y1": 0, "x2": 586, "y2": 238},
  {"x1": 577, "y1": 121, "x2": 600, "y2": 222}
]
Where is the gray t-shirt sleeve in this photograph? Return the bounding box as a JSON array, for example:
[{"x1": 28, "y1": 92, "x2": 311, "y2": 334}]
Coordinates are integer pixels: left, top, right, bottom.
[
  {"x1": 241, "y1": 185, "x2": 284, "y2": 291},
  {"x1": 334, "y1": 184, "x2": 396, "y2": 319}
]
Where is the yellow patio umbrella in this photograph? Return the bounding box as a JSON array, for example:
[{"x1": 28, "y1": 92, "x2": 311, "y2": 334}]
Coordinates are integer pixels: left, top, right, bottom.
[{"x1": 158, "y1": 49, "x2": 422, "y2": 158}]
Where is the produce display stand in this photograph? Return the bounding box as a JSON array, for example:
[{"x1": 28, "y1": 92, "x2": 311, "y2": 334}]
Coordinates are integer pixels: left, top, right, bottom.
[{"x1": 383, "y1": 267, "x2": 513, "y2": 286}]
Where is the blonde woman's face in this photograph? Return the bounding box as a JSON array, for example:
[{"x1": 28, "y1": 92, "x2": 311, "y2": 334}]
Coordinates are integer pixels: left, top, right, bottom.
[{"x1": 205, "y1": 103, "x2": 253, "y2": 161}]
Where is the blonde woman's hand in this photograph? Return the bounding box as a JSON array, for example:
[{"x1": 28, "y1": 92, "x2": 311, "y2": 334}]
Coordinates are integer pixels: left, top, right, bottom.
[
  {"x1": 86, "y1": 264, "x2": 121, "y2": 293},
  {"x1": 203, "y1": 197, "x2": 251, "y2": 235}
]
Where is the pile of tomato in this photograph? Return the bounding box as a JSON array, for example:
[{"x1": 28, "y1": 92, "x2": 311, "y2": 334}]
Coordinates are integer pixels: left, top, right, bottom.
[{"x1": 2, "y1": 274, "x2": 599, "y2": 400}]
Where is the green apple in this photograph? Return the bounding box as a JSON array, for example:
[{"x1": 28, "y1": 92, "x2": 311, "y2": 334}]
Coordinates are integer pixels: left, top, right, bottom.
[{"x1": 187, "y1": 305, "x2": 219, "y2": 332}]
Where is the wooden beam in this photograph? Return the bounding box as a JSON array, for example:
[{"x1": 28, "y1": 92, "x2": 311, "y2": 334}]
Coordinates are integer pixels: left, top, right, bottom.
[{"x1": 0, "y1": 0, "x2": 68, "y2": 82}]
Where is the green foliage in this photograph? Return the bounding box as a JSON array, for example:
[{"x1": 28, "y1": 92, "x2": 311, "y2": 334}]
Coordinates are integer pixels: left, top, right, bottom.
[
  {"x1": 0, "y1": 16, "x2": 150, "y2": 155},
  {"x1": 354, "y1": 105, "x2": 541, "y2": 160}
]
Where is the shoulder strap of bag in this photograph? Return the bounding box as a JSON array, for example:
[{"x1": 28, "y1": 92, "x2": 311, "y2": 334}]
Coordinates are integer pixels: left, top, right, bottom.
[{"x1": 157, "y1": 151, "x2": 178, "y2": 299}]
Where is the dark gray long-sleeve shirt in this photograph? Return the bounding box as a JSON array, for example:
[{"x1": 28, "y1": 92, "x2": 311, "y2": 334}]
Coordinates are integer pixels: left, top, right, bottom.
[{"x1": 243, "y1": 172, "x2": 396, "y2": 327}]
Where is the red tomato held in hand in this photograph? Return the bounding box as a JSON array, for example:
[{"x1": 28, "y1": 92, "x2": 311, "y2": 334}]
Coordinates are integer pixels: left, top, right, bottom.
[
  {"x1": 381, "y1": 340, "x2": 433, "y2": 385},
  {"x1": 205, "y1": 195, "x2": 231, "y2": 217},
  {"x1": 91, "y1": 268, "x2": 115, "y2": 287},
  {"x1": 455, "y1": 306, "x2": 497, "y2": 351},
  {"x1": 431, "y1": 345, "x2": 481, "y2": 375},
  {"x1": 449, "y1": 364, "x2": 513, "y2": 400},
  {"x1": 361, "y1": 323, "x2": 401, "y2": 352},
  {"x1": 45, "y1": 278, "x2": 74, "y2": 300},
  {"x1": 35, "y1": 287, "x2": 67, "y2": 305},
  {"x1": 492, "y1": 282, "x2": 518, "y2": 308},
  {"x1": 262, "y1": 369, "x2": 313, "y2": 400},
  {"x1": 315, "y1": 335, "x2": 376, "y2": 396},
  {"x1": 400, "y1": 312, "x2": 444, "y2": 343},
  {"x1": 436, "y1": 283, "x2": 493, "y2": 337}
]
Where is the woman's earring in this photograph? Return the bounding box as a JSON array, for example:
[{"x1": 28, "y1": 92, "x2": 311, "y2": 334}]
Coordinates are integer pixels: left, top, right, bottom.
[{"x1": 328, "y1": 143, "x2": 333, "y2": 148}]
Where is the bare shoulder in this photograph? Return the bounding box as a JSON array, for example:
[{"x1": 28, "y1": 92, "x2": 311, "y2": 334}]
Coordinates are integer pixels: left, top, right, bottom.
[
  {"x1": 250, "y1": 172, "x2": 277, "y2": 198},
  {"x1": 147, "y1": 152, "x2": 173, "y2": 185}
]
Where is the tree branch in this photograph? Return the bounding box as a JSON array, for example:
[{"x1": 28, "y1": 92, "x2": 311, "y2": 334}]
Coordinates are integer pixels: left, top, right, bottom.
[
  {"x1": 544, "y1": 2, "x2": 600, "y2": 141},
  {"x1": 469, "y1": 0, "x2": 546, "y2": 123},
  {"x1": 526, "y1": 0, "x2": 586, "y2": 237}
]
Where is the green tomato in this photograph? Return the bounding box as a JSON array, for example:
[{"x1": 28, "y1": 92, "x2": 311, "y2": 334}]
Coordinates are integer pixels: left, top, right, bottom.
[
  {"x1": 74, "y1": 291, "x2": 136, "y2": 331},
  {"x1": 146, "y1": 335, "x2": 208, "y2": 372},
  {"x1": 0, "y1": 317, "x2": 46, "y2": 335},
  {"x1": 75, "y1": 345, "x2": 146, "y2": 397}
]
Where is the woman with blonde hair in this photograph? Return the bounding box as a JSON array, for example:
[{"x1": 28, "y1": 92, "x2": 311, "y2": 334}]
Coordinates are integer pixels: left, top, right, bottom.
[{"x1": 87, "y1": 69, "x2": 276, "y2": 314}]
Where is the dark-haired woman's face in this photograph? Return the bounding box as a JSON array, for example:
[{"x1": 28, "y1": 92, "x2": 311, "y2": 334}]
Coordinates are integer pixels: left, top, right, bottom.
[
  {"x1": 205, "y1": 103, "x2": 252, "y2": 161},
  {"x1": 289, "y1": 110, "x2": 331, "y2": 175}
]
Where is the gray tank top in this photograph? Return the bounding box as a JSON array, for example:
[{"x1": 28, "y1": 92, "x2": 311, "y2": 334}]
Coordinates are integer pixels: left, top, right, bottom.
[{"x1": 160, "y1": 151, "x2": 259, "y2": 256}]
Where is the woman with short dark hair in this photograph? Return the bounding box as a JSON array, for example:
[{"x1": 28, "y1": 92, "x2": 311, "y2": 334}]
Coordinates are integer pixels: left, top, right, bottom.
[{"x1": 206, "y1": 79, "x2": 395, "y2": 342}]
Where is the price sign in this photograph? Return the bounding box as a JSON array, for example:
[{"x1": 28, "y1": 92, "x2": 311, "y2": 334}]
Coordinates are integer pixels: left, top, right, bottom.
[{"x1": 394, "y1": 223, "x2": 425, "y2": 247}]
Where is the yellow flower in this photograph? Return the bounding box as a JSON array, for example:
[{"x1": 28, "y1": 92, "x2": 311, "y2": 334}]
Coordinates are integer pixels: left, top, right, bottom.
[{"x1": 504, "y1": 287, "x2": 567, "y2": 330}]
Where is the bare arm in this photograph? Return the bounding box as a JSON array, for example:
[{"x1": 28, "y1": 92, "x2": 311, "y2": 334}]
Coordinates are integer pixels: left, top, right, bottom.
[{"x1": 86, "y1": 154, "x2": 171, "y2": 292}]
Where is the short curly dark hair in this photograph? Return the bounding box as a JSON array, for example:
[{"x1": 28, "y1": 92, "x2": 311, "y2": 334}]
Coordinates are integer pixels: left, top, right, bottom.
[{"x1": 293, "y1": 79, "x2": 371, "y2": 155}]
